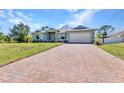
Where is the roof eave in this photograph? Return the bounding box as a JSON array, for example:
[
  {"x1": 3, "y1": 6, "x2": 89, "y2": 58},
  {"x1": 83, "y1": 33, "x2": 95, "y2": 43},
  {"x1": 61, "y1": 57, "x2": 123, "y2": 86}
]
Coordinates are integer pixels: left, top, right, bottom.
[{"x1": 65, "y1": 29, "x2": 96, "y2": 32}]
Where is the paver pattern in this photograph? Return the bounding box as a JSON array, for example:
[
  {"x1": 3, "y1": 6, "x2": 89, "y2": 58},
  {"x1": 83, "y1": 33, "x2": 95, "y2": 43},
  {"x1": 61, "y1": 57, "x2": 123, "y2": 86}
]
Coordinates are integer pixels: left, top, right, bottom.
[{"x1": 0, "y1": 44, "x2": 124, "y2": 83}]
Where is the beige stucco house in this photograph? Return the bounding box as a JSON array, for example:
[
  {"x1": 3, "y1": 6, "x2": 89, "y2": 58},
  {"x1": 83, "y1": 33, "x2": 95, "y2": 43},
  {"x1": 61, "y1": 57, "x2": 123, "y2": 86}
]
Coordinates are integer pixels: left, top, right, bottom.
[{"x1": 32, "y1": 25, "x2": 96, "y2": 43}]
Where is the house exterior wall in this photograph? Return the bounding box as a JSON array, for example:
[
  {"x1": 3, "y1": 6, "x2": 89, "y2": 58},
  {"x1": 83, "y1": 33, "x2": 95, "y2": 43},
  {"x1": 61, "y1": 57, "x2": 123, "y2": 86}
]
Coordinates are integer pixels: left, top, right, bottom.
[
  {"x1": 32, "y1": 33, "x2": 49, "y2": 41},
  {"x1": 91, "y1": 31, "x2": 95, "y2": 42},
  {"x1": 32, "y1": 34, "x2": 36, "y2": 41},
  {"x1": 57, "y1": 33, "x2": 66, "y2": 42}
]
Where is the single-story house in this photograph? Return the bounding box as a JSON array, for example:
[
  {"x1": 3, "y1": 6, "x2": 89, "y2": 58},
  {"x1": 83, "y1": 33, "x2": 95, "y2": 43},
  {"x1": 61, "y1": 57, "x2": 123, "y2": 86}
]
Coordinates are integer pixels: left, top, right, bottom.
[
  {"x1": 110, "y1": 31, "x2": 124, "y2": 37},
  {"x1": 32, "y1": 25, "x2": 96, "y2": 43}
]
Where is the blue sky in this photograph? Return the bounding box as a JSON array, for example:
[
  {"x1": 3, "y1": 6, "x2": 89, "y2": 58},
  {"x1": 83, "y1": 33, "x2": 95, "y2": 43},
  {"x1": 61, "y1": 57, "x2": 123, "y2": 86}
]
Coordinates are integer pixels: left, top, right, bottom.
[{"x1": 0, "y1": 9, "x2": 124, "y2": 34}]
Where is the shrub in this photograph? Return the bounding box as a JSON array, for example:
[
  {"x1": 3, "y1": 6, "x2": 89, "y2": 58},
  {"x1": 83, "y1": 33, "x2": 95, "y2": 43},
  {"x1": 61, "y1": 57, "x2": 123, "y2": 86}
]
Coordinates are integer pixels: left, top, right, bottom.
[
  {"x1": 24, "y1": 35, "x2": 32, "y2": 43},
  {"x1": 0, "y1": 39, "x2": 5, "y2": 43},
  {"x1": 94, "y1": 39, "x2": 103, "y2": 45}
]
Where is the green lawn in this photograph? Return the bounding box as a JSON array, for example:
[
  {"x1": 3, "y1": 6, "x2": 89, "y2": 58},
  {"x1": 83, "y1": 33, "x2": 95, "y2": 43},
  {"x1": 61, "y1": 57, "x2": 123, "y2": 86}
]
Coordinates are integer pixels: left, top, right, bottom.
[
  {"x1": 98, "y1": 43, "x2": 124, "y2": 60},
  {"x1": 0, "y1": 43, "x2": 62, "y2": 66}
]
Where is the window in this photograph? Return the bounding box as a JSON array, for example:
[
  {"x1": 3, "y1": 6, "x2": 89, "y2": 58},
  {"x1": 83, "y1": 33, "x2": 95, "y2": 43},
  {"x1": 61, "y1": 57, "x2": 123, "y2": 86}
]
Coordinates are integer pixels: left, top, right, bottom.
[
  {"x1": 61, "y1": 34, "x2": 65, "y2": 39},
  {"x1": 61, "y1": 36, "x2": 65, "y2": 39},
  {"x1": 36, "y1": 35, "x2": 39, "y2": 40}
]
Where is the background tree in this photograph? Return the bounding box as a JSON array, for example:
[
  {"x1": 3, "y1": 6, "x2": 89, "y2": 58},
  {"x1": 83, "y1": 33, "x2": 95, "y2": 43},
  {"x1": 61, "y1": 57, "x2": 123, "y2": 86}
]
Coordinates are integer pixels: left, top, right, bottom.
[
  {"x1": 0, "y1": 27, "x2": 5, "y2": 43},
  {"x1": 0, "y1": 27, "x2": 13, "y2": 43},
  {"x1": 0, "y1": 32, "x2": 8, "y2": 43},
  {"x1": 9, "y1": 22, "x2": 30, "y2": 42},
  {"x1": 0, "y1": 32, "x2": 4, "y2": 38},
  {"x1": 98, "y1": 25, "x2": 114, "y2": 43}
]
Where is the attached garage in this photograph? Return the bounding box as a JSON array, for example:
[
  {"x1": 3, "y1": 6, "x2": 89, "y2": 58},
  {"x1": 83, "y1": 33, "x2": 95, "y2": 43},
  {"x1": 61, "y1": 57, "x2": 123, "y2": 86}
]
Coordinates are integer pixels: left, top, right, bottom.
[
  {"x1": 57, "y1": 25, "x2": 96, "y2": 43},
  {"x1": 67, "y1": 31, "x2": 95, "y2": 43}
]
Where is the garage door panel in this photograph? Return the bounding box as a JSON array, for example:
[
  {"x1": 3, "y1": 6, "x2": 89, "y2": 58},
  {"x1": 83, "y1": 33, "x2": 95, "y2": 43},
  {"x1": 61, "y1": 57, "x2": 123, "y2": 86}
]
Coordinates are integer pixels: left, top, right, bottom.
[{"x1": 68, "y1": 32, "x2": 92, "y2": 43}]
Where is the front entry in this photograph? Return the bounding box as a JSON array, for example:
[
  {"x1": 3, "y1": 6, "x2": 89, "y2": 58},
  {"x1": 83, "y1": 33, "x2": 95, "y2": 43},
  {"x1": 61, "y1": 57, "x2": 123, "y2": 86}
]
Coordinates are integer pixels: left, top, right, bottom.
[{"x1": 48, "y1": 32, "x2": 55, "y2": 42}]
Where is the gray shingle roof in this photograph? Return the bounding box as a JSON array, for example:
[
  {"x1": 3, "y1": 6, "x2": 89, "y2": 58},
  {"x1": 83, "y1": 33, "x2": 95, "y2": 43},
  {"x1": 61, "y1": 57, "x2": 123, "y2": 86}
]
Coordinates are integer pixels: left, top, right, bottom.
[
  {"x1": 58, "y1": 25, "x2": 96, "y2": 33},
  {"x1": 74, "y1": 25, "x2": 88, "y2": 29},
  {"x1": 111, "y1": 30, "x2": 124, "y2": 37}
]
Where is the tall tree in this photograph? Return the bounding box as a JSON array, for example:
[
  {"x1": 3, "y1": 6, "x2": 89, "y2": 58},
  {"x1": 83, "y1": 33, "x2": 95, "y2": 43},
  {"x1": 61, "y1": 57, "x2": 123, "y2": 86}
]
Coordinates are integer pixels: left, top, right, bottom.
[
  {"x1": 9, "y1": 22, "x2": 30, "y2": 42},
  {"x1": 98, "y1": 25, "x2": 114, "y2": 43}
]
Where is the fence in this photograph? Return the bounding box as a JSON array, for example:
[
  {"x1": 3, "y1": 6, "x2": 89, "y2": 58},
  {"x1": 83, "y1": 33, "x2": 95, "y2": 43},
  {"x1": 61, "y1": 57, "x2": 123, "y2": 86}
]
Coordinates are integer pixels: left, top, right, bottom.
[{"x1": 100, "y1": 36, "x2": 124, "y2": 44}]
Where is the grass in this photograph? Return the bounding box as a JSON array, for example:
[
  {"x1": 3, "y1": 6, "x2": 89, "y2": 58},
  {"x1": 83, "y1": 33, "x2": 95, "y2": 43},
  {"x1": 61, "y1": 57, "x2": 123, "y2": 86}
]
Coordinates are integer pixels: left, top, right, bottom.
[
  {"x1": 98, "y1": 43, "x2": 124, "y2": 60},
  {"x1": 0, "y1": 43, "x2": 62, "y2": 66}
]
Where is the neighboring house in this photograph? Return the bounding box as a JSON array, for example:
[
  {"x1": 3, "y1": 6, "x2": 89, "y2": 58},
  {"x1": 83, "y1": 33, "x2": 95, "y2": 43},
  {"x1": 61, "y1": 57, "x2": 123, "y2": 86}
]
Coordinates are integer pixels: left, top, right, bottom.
[
  {"x1": 32, "y1": 25, "x2": 96, "y2": 43},
  {"x1": 99, "y1": 30, "x2": 124, "y2": 44},
  {"x1": 111, "y1": 31, "x2": 124, "y2": 37}
]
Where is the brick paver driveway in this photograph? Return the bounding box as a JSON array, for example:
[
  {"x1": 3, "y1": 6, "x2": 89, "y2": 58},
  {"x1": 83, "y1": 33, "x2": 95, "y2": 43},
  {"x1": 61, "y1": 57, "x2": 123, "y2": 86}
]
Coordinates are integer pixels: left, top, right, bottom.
[{"x1": 0, "y1": 44, "x2": 124, "y2": 83}]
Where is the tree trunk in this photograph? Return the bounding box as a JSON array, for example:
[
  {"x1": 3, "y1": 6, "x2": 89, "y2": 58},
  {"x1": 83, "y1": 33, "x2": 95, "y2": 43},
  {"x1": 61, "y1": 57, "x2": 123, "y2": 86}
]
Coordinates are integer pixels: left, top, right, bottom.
[{"x1": 103, "y1": 34, "x2": 104, "y2": 44}]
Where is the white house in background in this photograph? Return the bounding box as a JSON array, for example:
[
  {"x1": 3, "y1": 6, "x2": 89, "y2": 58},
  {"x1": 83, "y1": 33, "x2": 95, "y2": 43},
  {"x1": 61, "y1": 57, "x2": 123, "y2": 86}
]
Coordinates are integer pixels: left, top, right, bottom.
[
  {"x1": 32, "y1": 25, "x2": 96, "y2": 43},
  {"x1": 111, "y1": 30, "x2": 124, "y2": 37},
  {"x1": 100, "y1": 30, "x2": 124, "y2": 44}
]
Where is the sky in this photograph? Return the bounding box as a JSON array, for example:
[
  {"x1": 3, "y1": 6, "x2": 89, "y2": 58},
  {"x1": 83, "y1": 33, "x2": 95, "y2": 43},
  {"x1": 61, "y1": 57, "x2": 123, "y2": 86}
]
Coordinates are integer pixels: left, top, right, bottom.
[{"x1": 0, "y1": 9, "x2": 124, "y2": 34}]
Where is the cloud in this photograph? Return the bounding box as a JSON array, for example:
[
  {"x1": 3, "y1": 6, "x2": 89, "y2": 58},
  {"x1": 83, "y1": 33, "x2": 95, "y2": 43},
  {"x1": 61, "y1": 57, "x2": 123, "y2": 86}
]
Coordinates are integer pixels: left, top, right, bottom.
[
  {"x1": 8, "y1": 17, "x2": 42, "y2": 31},
  {"x1": 66, "y1": 9, "x2": 78, "y2": 13},
  {"x1": 68, "y1": 9, "x2": 102, "y2": 26},
  {"x1": 0, "y1": 10, "x2": 6, "y2": 18},
  {"x1": 7, "y1": 9, "x2": 19, "y2": 24},
  {"x1": 57, "y1": 9, "x2": 102, "y2": 28},
  {"x1": 29, "y1": 23, "x2": 42, "y2": 31},
  {"x1": 8, "y1": 10, "x2": 30, "y2": 25},
  {"x1": 7, "y1": 9, "x2": 15, "y2": 18},
  {"x1": 8, "y1": 10, "x2": 32, "y2": 24},
  {"x1": 16, "y1": 11, "x2": 32, "y2": 22},
  {"x1": 0, "y1": 21, "x2": 8, "y2": 27},
  {"x1": 0, "y1": 9, "x2": 43, "y2": 33},
  {"x1": 8, "y1": 10, "x2": 42, "y2": 31},
  {"x1": 57, "y1": 24, "x2": 65, "y2": 28},
  {"x1": 8, "y1": 18, "x2": 24, "y2": 24},
  {"x1": 15, "y1": 11, "x2": 42, "y2": 31}
]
